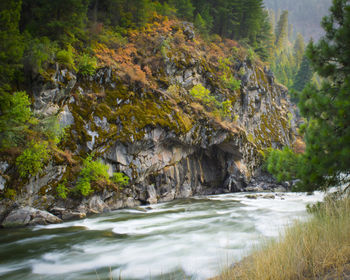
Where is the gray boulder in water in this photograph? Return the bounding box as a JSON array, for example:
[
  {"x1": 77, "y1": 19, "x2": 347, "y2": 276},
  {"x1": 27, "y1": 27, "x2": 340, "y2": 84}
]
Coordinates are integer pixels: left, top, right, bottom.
[{"x1": 2, "y1": 206, "x2": 62, "y2": 228}]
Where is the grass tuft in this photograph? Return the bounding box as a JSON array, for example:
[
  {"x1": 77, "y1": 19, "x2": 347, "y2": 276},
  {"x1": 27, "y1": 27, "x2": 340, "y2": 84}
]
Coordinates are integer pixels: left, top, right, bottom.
[{"x1": 215, "y1": 194, "x2": 350, "y2": 280}]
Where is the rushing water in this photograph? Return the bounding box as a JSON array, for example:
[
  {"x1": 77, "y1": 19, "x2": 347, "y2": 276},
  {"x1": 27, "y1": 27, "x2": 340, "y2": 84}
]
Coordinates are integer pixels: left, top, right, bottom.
[{"x1": 0, "y1": 192, "x2": 323, "y2": 280}]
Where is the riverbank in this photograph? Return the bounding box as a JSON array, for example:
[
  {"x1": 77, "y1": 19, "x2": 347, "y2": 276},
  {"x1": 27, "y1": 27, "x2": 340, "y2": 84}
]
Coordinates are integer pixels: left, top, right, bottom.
[
  {"x1": 214, "y1": 193, "x2": 350, "y2": 280},
  {"x1": 0, "y1": 171, "x2": 291, "y2": 228}
]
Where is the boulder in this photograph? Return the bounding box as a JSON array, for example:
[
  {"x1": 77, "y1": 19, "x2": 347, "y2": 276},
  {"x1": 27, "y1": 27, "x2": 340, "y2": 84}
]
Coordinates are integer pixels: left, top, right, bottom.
[
  {"x1": 88, "y1": 196, "x2": 109, "y2": 214},
  {"x1": 274, "y1": 186, "x2": 287, "y2": 192},
  {"x1": 50, "y1": 207, "x2": 86, "y2": 221},
  {"x1": 2, "y1": 206, "x2": 62, "y2": 228},
  {"x1": 263, "y1": 194, "x2": 276, "y2": 199}
]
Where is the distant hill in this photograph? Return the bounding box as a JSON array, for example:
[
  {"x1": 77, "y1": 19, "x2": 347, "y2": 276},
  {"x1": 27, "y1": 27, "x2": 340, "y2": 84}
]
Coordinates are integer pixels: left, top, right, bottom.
[{"x1": 264, "y1": 0, "x2": 332, "y2": 41}]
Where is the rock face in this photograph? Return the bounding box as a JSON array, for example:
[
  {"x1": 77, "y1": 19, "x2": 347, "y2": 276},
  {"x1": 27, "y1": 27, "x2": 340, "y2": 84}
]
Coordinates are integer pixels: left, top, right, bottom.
[{"x1": 0, "y1": 21, "x2": 297, "y2": 226}]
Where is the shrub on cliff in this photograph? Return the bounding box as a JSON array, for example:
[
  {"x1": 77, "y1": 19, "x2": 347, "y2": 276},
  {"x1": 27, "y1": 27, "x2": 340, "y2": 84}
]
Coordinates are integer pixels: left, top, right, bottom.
[
  {"x1": 0, "y1": 91, "x2": 32, "y2": 148},
  {"x1": 55, "y1": 48, "x2": 75, "y2": 70},
  {"x1": 75, "y1": 155, "x2": 110, "y2": 196},
  {"x1": 112, "y1": 172, "x2": 129, "y2": 187},
  {"x1": 16, "y1": 140, "x2": 49, "y2": 178},
  {"x1": 77, "y1": 53, "x2": 97, "y2": 76}
]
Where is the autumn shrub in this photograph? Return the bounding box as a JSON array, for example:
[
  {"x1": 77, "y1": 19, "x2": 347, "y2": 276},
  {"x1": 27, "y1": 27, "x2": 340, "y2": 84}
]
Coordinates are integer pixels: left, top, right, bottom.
[{"x1": 16, "y1": 140, "x2": 49, "y2": 178}]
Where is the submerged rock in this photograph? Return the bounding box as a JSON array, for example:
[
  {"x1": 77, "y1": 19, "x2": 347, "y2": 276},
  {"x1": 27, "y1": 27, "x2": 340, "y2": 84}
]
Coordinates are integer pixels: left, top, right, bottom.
[
  {"x1": 245, "y1": 194, "x2": 258, "y2": 199},
  {"x1": 263, "y1": 194, "x2": 276, "y2": 199}
]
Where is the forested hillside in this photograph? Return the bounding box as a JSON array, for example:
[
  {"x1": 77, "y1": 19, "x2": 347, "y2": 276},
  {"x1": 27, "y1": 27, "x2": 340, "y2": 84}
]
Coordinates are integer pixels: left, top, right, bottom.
[{"x1": 264, "y1": 0, "x2": 332, "y2": 40}]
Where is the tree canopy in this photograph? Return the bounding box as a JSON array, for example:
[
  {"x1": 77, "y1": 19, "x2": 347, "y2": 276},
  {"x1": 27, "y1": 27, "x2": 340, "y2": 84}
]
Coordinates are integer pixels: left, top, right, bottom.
[{"x1": 267, "y1": 0, "x2": 350, "y2": 191}]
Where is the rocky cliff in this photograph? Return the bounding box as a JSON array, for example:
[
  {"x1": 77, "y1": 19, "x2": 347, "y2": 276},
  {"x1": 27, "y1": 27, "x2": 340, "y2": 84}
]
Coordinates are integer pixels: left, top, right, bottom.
[{"x1": 0, "y1": 19, "x2": 297, "y2": 227}]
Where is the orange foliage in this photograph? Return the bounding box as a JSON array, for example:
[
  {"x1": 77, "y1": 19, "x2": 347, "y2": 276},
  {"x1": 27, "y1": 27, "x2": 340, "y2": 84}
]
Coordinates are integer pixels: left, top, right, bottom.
[
  {"x1": 293, "y1": 138, "x2": 306, "y2": 154},
  {"x1": 93, "y1": 15, "x2": 246, "y2": 90}
]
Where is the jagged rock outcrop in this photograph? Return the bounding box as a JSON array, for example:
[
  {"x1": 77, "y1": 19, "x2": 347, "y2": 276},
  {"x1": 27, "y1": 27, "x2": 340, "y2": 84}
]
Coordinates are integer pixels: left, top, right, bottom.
[{"x1": 0, "y1": 20, "x2": 298, "y2": 226}]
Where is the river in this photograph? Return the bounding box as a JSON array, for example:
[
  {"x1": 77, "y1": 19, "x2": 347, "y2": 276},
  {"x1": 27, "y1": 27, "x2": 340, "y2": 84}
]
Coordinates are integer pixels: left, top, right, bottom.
[{"x1": 0, "y1": 192, "x2": 323, "y2": 280}]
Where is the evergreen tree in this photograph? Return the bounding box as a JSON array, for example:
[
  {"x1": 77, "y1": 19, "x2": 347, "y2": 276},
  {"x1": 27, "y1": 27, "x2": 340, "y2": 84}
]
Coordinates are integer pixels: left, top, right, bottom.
[
  {"x1": 194, "y1": 13, "x2": 207, "y2": 37},
  {"x1": 297, "y1": 0, "x2": 350, "y2": 190},
  {"x1": 293, "y1": 54, "x2": 312, "y2": 92},
  {"x1": 0, "y1": 0, "x2": 24, "y2": 89},
  {"x1": 267, "y1": 0, "x2": 350, "y2": 191},
  {"x1": 255, "y1": 10, "x2": 274, "y2": 60},
  {"x1": 169, "y1": 0, "x2": 194, "y2": 21},
  {"x1": 21, "y1": 0, "x2": 89, "y2": 42},
  {"x1": 268, "y1": 9, "x2": 276, "y2": 43},
  {"x1": 275, "y1": 10, "x2": 289, "y2": 52},
  {"x1": 293, "y1": 33, "x2": 305, "y2": 67}
]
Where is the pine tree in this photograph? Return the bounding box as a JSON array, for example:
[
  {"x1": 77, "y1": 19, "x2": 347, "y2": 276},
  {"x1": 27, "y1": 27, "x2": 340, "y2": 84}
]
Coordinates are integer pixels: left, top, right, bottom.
[
  {"x1": 0, "y1": 0, "x2": 24, "y2": 89},
  {"x1": 268, "y1": 9, "x2": 276, "y2": 43},
  {"x1": 267, "y1": 0, "x2": 350, "y2": 191},
  {"x1": 275, "y1": 10, "x2": 289, "y2": 52},
  {"x1": 293, "y1": 54, "x2": 312, "y2": 92},
  {"x1": 169, "y1": 0, "x2": 194, "y2": 21},
  {"x1": 21, "y1": 0, "x2": 89, "y2": 42},
  {"x1": 255, "y1": 10, "x2": 274, "y2": 60},
  {"x1": 293, "y1": 33, "x2": 305, "y2": 67},
  {"x1": 194, "y1": 13, "x2": 207, "y2": 36},
  {"x1": 296, "y1": 0, "x2": 350, "y2": 190}
]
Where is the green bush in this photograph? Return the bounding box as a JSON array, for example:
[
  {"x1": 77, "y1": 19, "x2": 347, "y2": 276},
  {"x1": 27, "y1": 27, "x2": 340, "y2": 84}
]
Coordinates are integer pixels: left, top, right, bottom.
[
  {"x1": 56, "y1": 180, "x2": 69, "y2": 199},
  {"x1": 190, "y1": 84, "x2": 233, "y2": 119},
  {"x1": 36, "y1": 115, "x2": 67, "y2": 144},
  {"x1": 220, "y1": 100, "x2": 232, "y2": 118},
  {"x1": 225, "y1": 76, "x2": 241, "y2": 91},
  {"x1": 56, "y1": 47, "x2": 75, "y2": 69},
  {"x1": 4, "y1": 188, "x2": 16, "y2": 200},
  {"x1": 75, "y1": 155, "x2": 109, "y2": 196},
  {"x1": 23, "y1": 36, "x2": 58, "y2": 74},
  {"x1": 112, "y1": 172, "x2": 129, "y2": 187},
  {"x1": 160, "y1": 38, "x2": 170, "y2": 58},
  {"x1": 190, "y1": 84, "x2": 217, "y2": 107},
  {"x1": 219, "y1": 58, "x2": 241, "y2": 91},
  {"x1": 77, "y1": 53, "x2": 97, "y2": 76},
  {"x1": 16, "y1": 141, "x2": 49, "y2": 178},
  {"x1": 266, "y1": 147, "x2": 300, "y2": 182},
  {"x1": 97, "y1": 29, "x2": 127, "y2": 48},
  {"x1": 247, "y1": 48, "x2": 257, "y2": 62}
]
